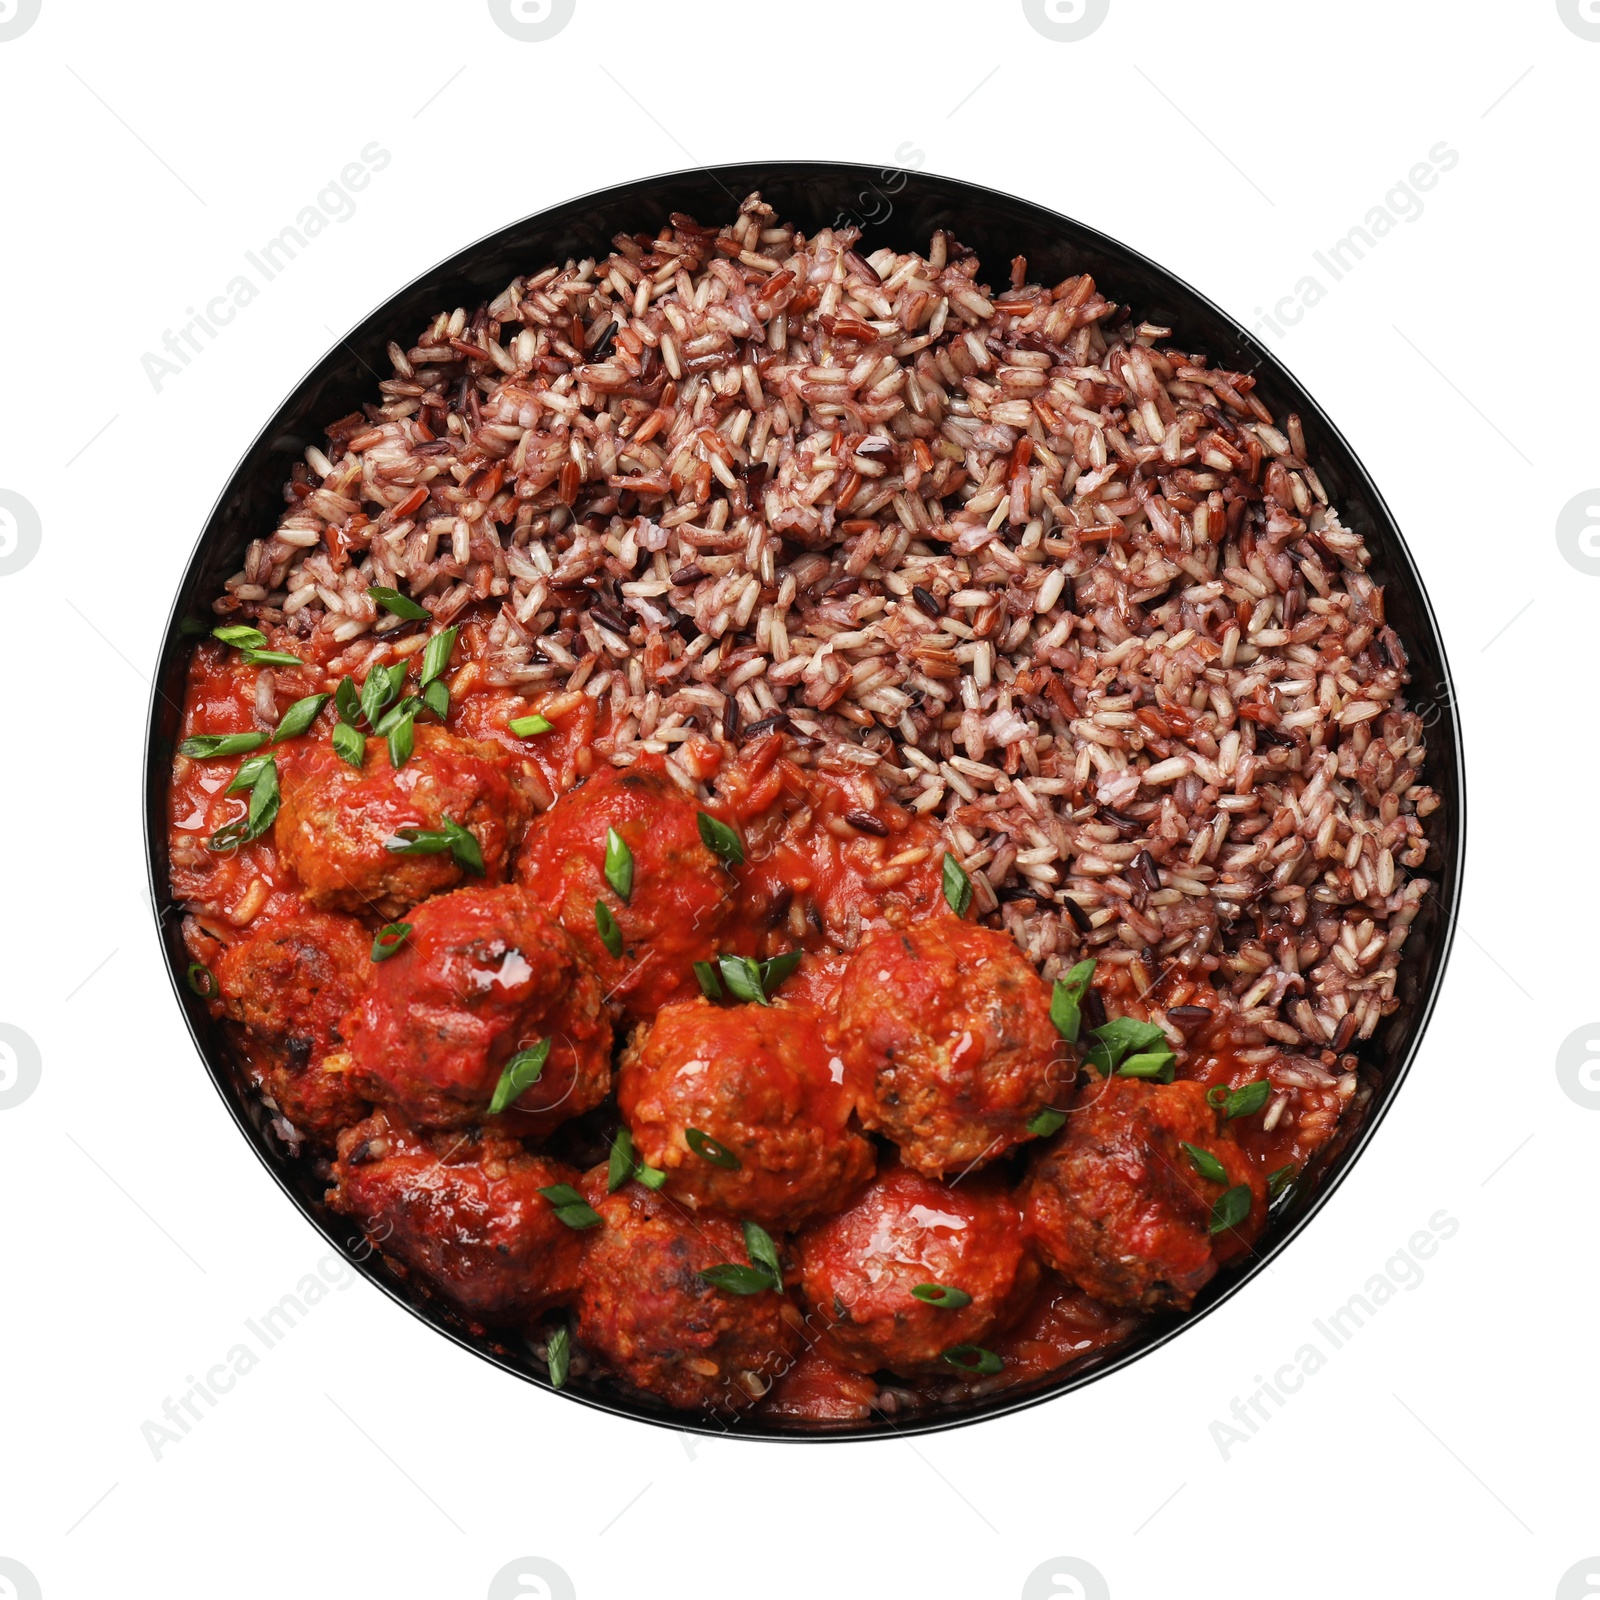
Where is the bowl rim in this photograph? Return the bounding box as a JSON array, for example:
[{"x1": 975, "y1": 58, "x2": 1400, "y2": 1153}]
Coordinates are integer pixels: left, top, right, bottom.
[{"x1": 142, "y1": 157, "x2": 1465, "y2": 1441}]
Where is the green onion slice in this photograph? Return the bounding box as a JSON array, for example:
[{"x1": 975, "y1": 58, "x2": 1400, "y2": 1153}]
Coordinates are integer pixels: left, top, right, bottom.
[
  {"x1": 226, "y1": 752, "x2": 275, "y2": 795},
  {"x1": 1221, "y1": 1080, "x2": 1272, "y2": 1120},
  {"x1": 743, "y1": 1220, "x2": 783, "y2": 1290},
  {"x1": 1266, "y1": 1164, "x2": 1297, "y2": 1200},
  {"x1": 698, "y1": 1263, "x2": 778, "y2": 1295},
  {"x1": 420, "y1": 625, "x2": 460, "y2": 687},
  {"x1": 384, "y1": 817, "x2": 483, "y2": 875},
  {"x1": 759, "y1": 949, "x2": 801, "y2": 995},
  {"x1": 697, "y1": 812, "x2": 745, "y2": 868},
  {"x1": 1049, "y1": 957, "x2": 1097, "y2": 1045},
  {"x1": 240, "y1": 649, "x2": 305, "y2": 668},
  {"x1": 693, "y1": 960, "x2": 724, "y2": 1000},
  {"x1": 334, "y1": 676, "x2": 362, "y2": 726},
  {"x1": 912, "y1": 1283, "x2": 972, "y2": 1310},
  {"x1": 1117, "y1": 1050, "x2": 1176, "y2": 1083},
  {"x1": 213, "y1": 625, "x2": 267, "y2": 650},
  {"x1": 368, "y1": 585, "x2": 429, "y2": 621},
  {"x1": 538, "y1": 1182, "x2": 602, "y2": 1230},
  {"x1": 271, "y1": 693, "x2": 330, "y2": 745},
  {"x1": 942, "y1": 1344, "x2": 1003, "y2": 1376},
  {"x1": 487, "y1": 1040, "x2": 550, "y2": 1116},
  {"x1": 1085, "y1": 1016, "x2": 1168, "y2": 1077},
  {"x1": 179, "y1": 731, "x2": 268, "y2": 759},
  {"x1": 606, "y1": 1127, "x2": 664, "y2": 1193},
  {"x1": 595, "y1": 900, "x2": 623, "y2": 959},
  {"x1": 423, "y1": 678, "x2": 449, "y2": 718},
  {"x1": 685, "y1": 1127, "x2": 740, "y2": 1169},
  {"x1": 604, "y1": 828, "x2": 634, "y2": 903},
  {"x1": 1209, "y1": 1184, "x2": 1252, "y2": 1236},
  {"x1": 546, "y1": 1324, "x2": 570, "y2": 1389},
  {"x1": 386, "y1": 714, "x2": 415, "y2": 770},
  {"x1": 185, "y1": 962, "x2": 216, "y2": 998},
  {"x1": 942, "y1": 853, "x2": 972, "y2": 916},
  {"x1": 332, "y1": 723, "x2": 366, "y2": 770},
  {"x1": 509, "y1": 713, "x2": 553, "y2": 737},
  {"x1": 359, "y1": 661, "x2": 406, "y2": 728},
  {"x1": 1027, "y1": 1108, "x2": 1066, "y2": 1138},
  {"x1": 370, "y1": 923, "x2": 412, "y2": 962},
  {"x1": 1181, "y1": 1142, "x2": 1229, "y2": 1184}
]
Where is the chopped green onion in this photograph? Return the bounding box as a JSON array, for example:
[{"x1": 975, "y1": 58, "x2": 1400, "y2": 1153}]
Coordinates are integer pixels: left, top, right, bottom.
[
  {"x1": 606, "y1": 1126, "x2": 663, "y2": 1193},
  {"x1": 240, "y1": 648, "x2": 305, "y2": 668},
  {"x1": 334, "y1": 676, "x2": 362, "y2": 726},
  {"x1": 1117, "y1": 1050, "x2": 1176, "y2": 1083},
  {"x1": 419, "y1": 625, "x2": 459, "y2": 687},
  {"x1": 604, "y1": 828, "x2": 634, "y2": 903},
  {"x1": 487, "y1": 1040, "x2": 550, "y2": 1116},
  {"x1": 179, "y1": 731, "x2": 267, "y2": 759},
  {"x1": 942, "y1": 853, "x2": 972, "y2": 916},
  {"x1": 368, "y1": 585, "x2": 429, "y2": 621},
  {"x1": 445, "y1": 819, "x2": 485, "y2": 876},
  {"x1": 758, "y1": 949, "x2": 801, "y2": 995},
  {"x1": 370, "y1": 923, "x2": 412, "y2": 962},
  {"x1": 912, "y1": 1283, "x2": 972, "y2": 1310},
  {"x1": 1209, "y1": 1184, "x2": 1252, "y2": 1236},
  {"x1": 942, "y1": 1344, "x2": 1003, "y2": 1376},
  {"x1": 386, "y1": 714, "x2": 415, "y2": 769},
  {"x1": 1049, "y1": 957, "x2": 1097, "y2": 1044},
  {"x1": 685, "y1": 1127, "x2": 740, "y2": 1169},
  {"x1": 1085, "y1": 1016, "x2": 1168, "y2": 1077},
  {"x1": 208, "y1": 756, "x2": 279, "y2": 850},
  {"x1": 1027, "y1": 1108, "x2": 1067, "y2": 1138},
  {"x1": 226, "y1": 752, "x2": 275, "y2": 795},
  {"x1": 374, "y1": 696, "x2": 422, "y2": 735},
  {"x1": 546, "y1": 1324, "x2": 570, "y2": 1389},
  {"x1": 271, "y1": 693, "x2": 330, "y2": 744},
  {"x1": 1266, "y1": 1164, "x2": 1297, "y2": 1200},
  {"x1": 359, "y1": 661, "x2": 406, "y2": 728},
  {"x1": 697, "y1": 812, "x2": 745, "y2": 868},
  {"x1": 742, "y1": 1220, "x2": 783, "y2": 1291},
  {"x1": 185, "y1": 962, "x2": 216, "y2": 998},
  {"x1": 212, "y1": 625, "x2": 267, "y2": 650},
  {"x1": 693, "y1": 960, "x2": 724, "y2": 1000},
  {"x1": 1219, "y1": 1080, "x2": 1272, "y2": 1120},
  {"x1": 538, "y1": 1182, "x2": 602, "y2": 1230},
  {"x1": 698, "y1": 1263, "x2": 778, "y2": 1295},
  {"x1": 717, "y1": 954, "x2": 768, "y2": 1006},
  {"x1": 423, "y1": 678, "x2": 449, "y2": 718},
  {"x1": 510, "y1": 712, "x2": 553, "y2": 737},
  {"x1": 332, "y1": 722, "x2": 366, "y2": 770},
  {"x1": 1181, "y1": 1142, "x2": 1229, "y2": 1184},
  {"x1": 595, "y1": 900, "x2": 623, "y2": 959},
  {"x1": 384, "y1": 817, "x2": 483, "y2": 875}
]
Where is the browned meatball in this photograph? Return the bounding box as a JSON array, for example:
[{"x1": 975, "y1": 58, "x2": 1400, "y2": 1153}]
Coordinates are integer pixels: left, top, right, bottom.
[
  {"x1": 572, "y1": 1169, "x2": 800, "y2": 1411},
  {"x1": 1019, "y1": 1075, "x2": 1266, "y2": 1311},
  {"x1": 618, "y1": 998, "x2": 873, "y2": 1231},
  {"x1": 837, "y1": 916, "x2": 1061, "y2": 1177},
  {"x1": 276, "y1": 724, "x2": 530, "y2": 919},
  {"x1": 329, "y1": 1111, "x2": 584, "y2": 1327},
  {"x1": 346, "y1": 883, "x2": 612, "y2": 1133},
  {"x1": 793, "y1": 1163, "x2": 1038, "y2": 1377},
  {"x1": 213, "y1": 909, "x2": 370, "y2": 1142},
  {"x1": 517, "y1": 755, "x2": 733, "y2": 1018}
]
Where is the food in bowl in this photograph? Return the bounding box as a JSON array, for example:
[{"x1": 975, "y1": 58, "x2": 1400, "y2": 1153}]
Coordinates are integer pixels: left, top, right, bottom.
[{"x1": 167, "y1": 192, "x2": 1438, "y2": 1424}]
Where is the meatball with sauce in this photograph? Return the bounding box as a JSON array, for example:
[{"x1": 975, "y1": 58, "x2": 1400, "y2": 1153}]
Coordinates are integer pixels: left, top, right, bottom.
[
  {"x1": 1019, "y1": 1075, "x2": 1266, "y2": 1311},
  {"x1": 517, "y1": 755, "x2": 733, "y2": 1017},
  {"x1": 793, "y1": 1163, "x2": 1039, "y2": 1377},
  {"x1": 329, "y1": 1111, "x2": 585, "y2": 1327},
  {"x1": 276, "y1": 724, "x2": 530, "y2": 919},
  {"x1": 572, "y1": 1169, "x2": 801, "y2": 1411},
  {"x1": 346, "y1": 883, "x2": 612, "y2": 1133},
  {"x1": 618, "y1": 998, "x2": 874, "y2": 1231},
  {"x1": 212, "y1": 909, "x2": 370, "y2": 1142},
  {"x1": 837, "y1": 917, "x2": 1062, "y2": 1177}
]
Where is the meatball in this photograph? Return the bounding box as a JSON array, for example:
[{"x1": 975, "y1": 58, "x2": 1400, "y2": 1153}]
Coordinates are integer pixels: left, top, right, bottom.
[
  {"x1": 1019, "y1": 1075, "x2": 1266, "y2": 1311},
  {"x1": 346, "y1": 883, "x2": 612, "y2": 1132},
  {"x1": 573, "y1": 1170, "x2": 800, "y2": 1411},
  {"x1": 276, "y1": 724, "x2": 530, "y2": 918},
  {"x1": 837, "y1": 917, "x2": 1061, "y2": 1177},
  {"x1": 517, "y1": 756, "x2": 733, "y2": 1017},
  {"x1": 618, "y1": 998, "x2": 874, "y2": 1230},
  {"x1": 214, "y1": 909, "x2": 371, "y2": 1142},
  {"x1": 329, "y1": 1111, "x2": 584, "y2": 1326},
  {"x1": 793, "y1": 1164, "x2": 1038, "y2": 1377}
]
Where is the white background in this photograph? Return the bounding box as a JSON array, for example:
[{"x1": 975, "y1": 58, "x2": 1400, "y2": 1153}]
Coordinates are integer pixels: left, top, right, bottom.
[{"x1": 0, "y1": 2, "x2": 1593, "y2": 1597}]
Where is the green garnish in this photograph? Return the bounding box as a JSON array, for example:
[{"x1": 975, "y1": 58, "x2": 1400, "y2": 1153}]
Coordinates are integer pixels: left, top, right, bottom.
[
  {"x1": 207, "y1": 755, "x2": 278, "y2": 849},
  {"x1": 419, "y1": 625, "x2": 460, "y2": 687},
  {"x1": 243, "y1": 649, "x2": 304, "y2": 668},
  {"x1": 693, "y1": 960, "x2": 724, "y2": 1000},
  {"x1": 942, "y1": 853, "x2": 972, "y2": 916},
  {"x1": 716, "y1": 950, "x2": 800, "y2": 1007},
  {"x1": 606, "y1": 1126, "x2": 666, "y2": 1194},
  {"x1": 604, "y1": 828, "x2": 634, "y2": 902},
  {"x1": 487, "y1": 1040, "x2": 550, "y2": 1116},
  {"x1": 1085, "y1": 1017, "x2": 1168, "y2": 1077},
  {"x1": 185, "y1": 962, "x2": 216, "y2": 998},
  {"x1": 595, "y1": 900, "x2": 623, "y2": 958},
  {"x1": 1266, "y1": 1164, "x2": 1297, "y2": 1200},
  {"x1": 1208, "y1": 1080, "x2": 1272, "y2": 1120},
  {"x1": 697, "y1": 812, "x2": 745, "y2": 868},
  {"x1": 538, "y1": 1182, "x2": 602, "y2": 1230},
  {"x1": 423, "y1": 678, "x2": 449, "y2": 718},
  {"x1": 359, "y1": 661, "x2": 407, "y2": 727},
  {"x1": 546, "y1": 1324, "x2": 570, "y2": 1389},
  {"x1": 685, "y1": 1127, "x2": 740, "y2": 1170},
  {"x1": 1117, "y1": 1050, "x2": 1177, "y2": 1083},
  {"x1": 332, "y1": 722, "x2": 366, "y2": 769},
  {"x1": 1049, "y1": 958, "x2": 1097, "y2": 1044},
  {"x1": 271, "y1": 693, "x2": 330, "y2": 744},
  {"x1": 368, "y1": 585, "x2": 430, "y2": 621},
  {"x1": 334, "y1": 676, "x2": 362, "y2": 725},
  {"x1": 942, "y1": 1344, "x2": 1003, "y2": 1376},
  {"x1": 370, "y1": 923, "x2": 411, "y2": 962},
  {"x1": 386, "y1": 714, "x2": 415, "y2": 769},
  {"x1": 912, "y1": 1284, "x2": 972, "y2": 1310},
  {"x1": 699, "y1": 1220, "x2": 783, "y2": 1296},
  {"x1": 384, "y1": 816, "x2": 484, "y2": 875},
  {"x1": 1181, "y1": 1142, "x2": 1229, "y2": 1184},
  {"x1": 1027, "y1": 1108, "x2": 1067, "y2": 1137},
  {"x1": 212, "y1": 625, "x2": 268, "y2": 650},
  {"x1": 226, "y1": 752, "x2": 274, "y2": 794},
  {"x1": 179, "y1": 731, "x2": 268, "y2": 759},
  {"x1": 1209, "y1": 1185, "x2": 1252, "y2": 1235},
  {"x1": 510, "y1": 713, "x2": 553, "y2": 737}
]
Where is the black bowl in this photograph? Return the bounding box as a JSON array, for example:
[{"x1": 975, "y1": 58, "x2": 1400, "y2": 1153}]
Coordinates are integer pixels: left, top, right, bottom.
[{"x1": 143, "y1": 160, "x2": 1464, "y2": 1439}]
